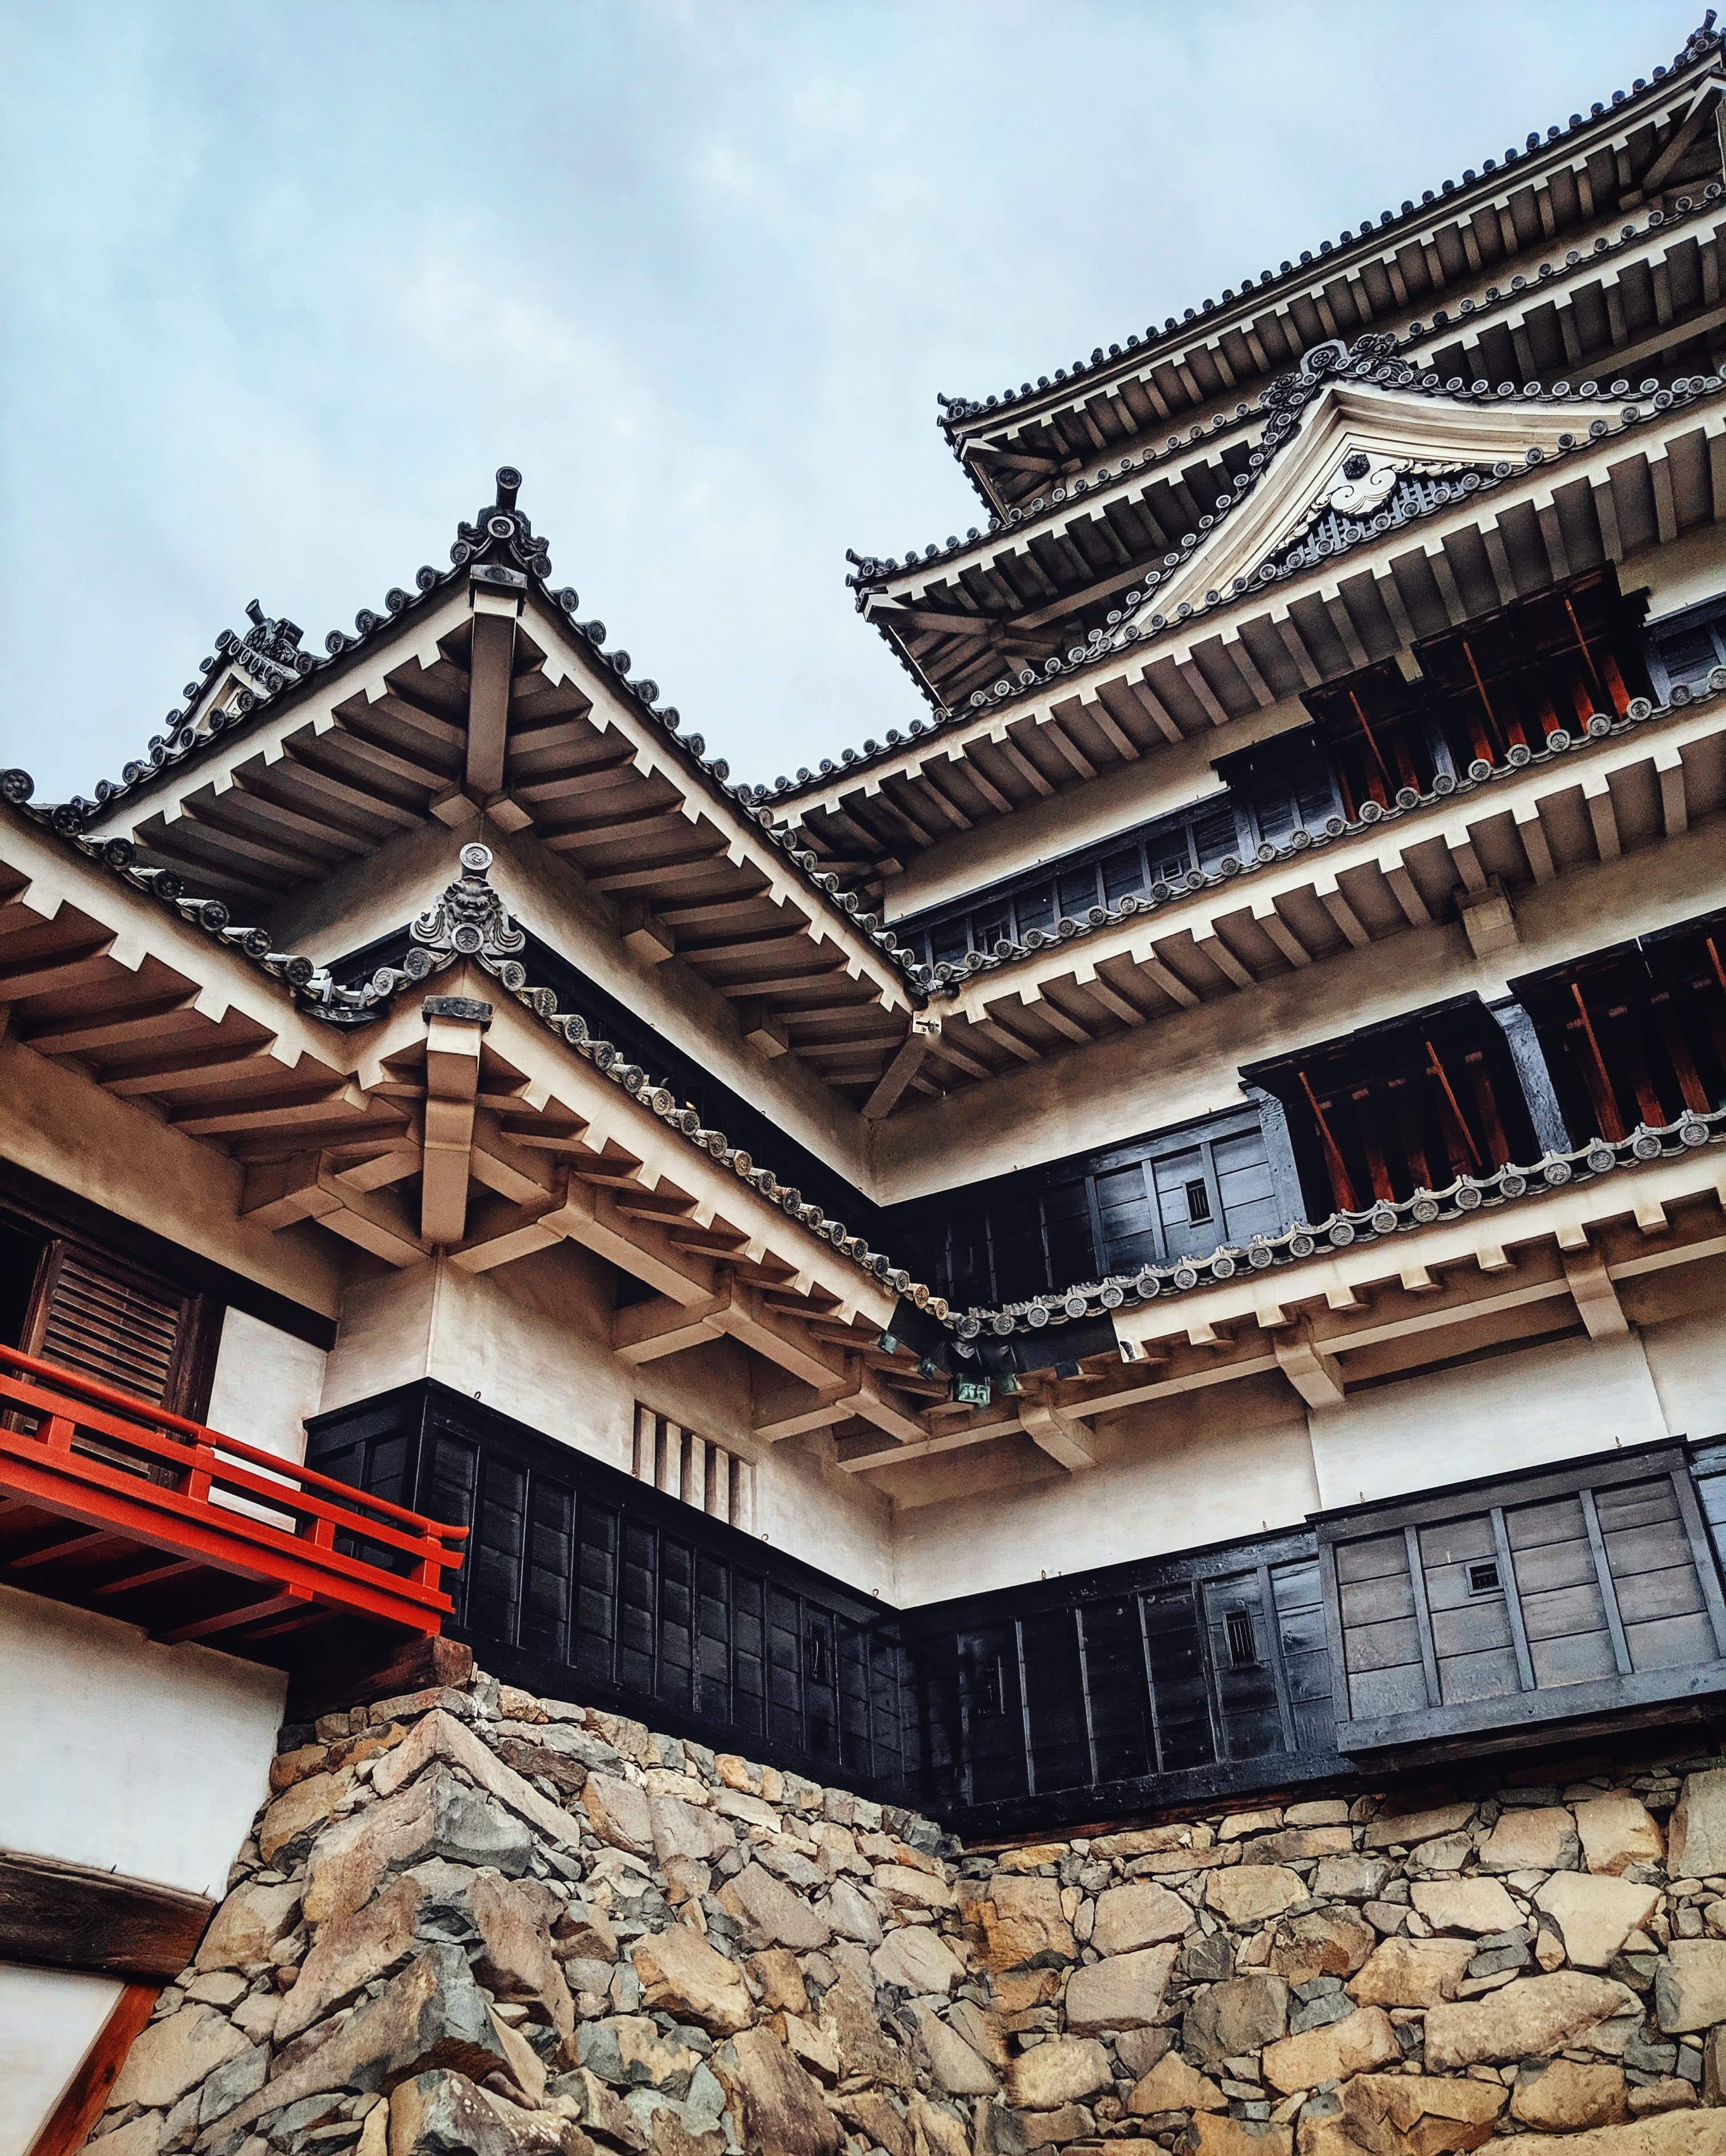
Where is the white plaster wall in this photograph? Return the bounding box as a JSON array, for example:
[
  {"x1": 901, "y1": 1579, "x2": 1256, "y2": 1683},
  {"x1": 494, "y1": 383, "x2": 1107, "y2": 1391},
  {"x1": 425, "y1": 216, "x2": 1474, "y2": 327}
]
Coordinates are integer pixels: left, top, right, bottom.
[
  {"x1": 1640, "y1": 1290, "x2": 1726, "y2": 1446},
  {"x1": 1640, "y1": 520, "x2": 1726, "y2": 619},
  {"x1": 0, "y1": 1037, "x2": 338, "y2": 1317},
  {"x1": 890, "y1": 1387, "x2": 1320, "y2": 1604},
  {"x1": 206, "y1": 1308, "x2": 327, "y2": 1463},
  {"x1": 0, "y1": 1585, "x2": 284, "y2": 1899},
  {"x1": 0, "y1": 1963, "x2": 123, "y2": 2156},
  {"x1": 1306, "y1": 1329, "x2": 1672, "y2": 1512}
]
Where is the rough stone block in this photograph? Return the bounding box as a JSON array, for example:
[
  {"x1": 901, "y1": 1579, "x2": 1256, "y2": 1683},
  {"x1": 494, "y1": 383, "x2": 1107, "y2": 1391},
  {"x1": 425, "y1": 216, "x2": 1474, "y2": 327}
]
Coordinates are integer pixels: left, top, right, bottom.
[
  {"x1": 577, "y1": 2014, "x2": 699, "y2": 2092},
  {"x1": 822, "y1": 1878, "x2": 882, "y2": 1946},
  {"x1": 304, "y1": 1766, "x2": 531, "y2": 1927},
  {"x1": 196, "y1": 2042, "x2": 268, "y2": 2125},
  {"x1": 910, "y1": 2004, "x2": 998, "y2": 2096},
  {"x1": 1361, "y1": 1803, "x2": 1474, "y2": 1850},
  {"x1": 275, "y1": 1872, "x2": 425, "y2": 2042},
  {"x1": 874, "y1": 1864, "x2": 958, "y2": 1912},
  {"x1": 110, "y1": 2004, "x2": 251, "y2": 2111},
  {"x1": 1497, "y1": 2114, "x2": 1726, "y2": 2153},
  {"x1": 1408, "y1": 1878, "x2": 1521, "y2": 1936},
  {"x1": 1090, "y1": 1880, "x2": 1189, "y2": 1956},
  {"x1": 1261, "y1": 2002, "x2": 1399, "y2": 2093},
  {"x1": 1185, "y1": 2117, "x2": 1292, "y2": 2156},
  {"x1": 1267, "y1": 1909, "x2": 1375, "y2": 1983},
  {"x1": 1347, "y1": 1936, "x2": 1474, "y2": 2006},
  {"x1": 1243, "y1": 1827, "x2": 1354, "y2": 1865},
  {"x1": 194, "y1": 1879, "x2": 303, "y2": 1971},
  {"x1": 1182, "y1": 1974, "x2": 1288, "y2": 2064},
  {"x1": 1309, "y1": 1856, "x2": 1391, "y2": 1903},
  {"x1": 386, "y1": 2069, "x2": 525, "y2": 2156},
  {"x1": 1669, "y1": 1766, "x2": 1726, "y2": 1879},
  {"x1": 1534, "y1": 1874, "x2": 1660, "y2": 1971},
  {"x1": 1063, "y1": 1942, "x2": 1177, "y2": 2031},
  {"x1": 871, "y1": 1924, "x2": 965, "y2": 1996},
  {"x1": 1127, "y1": 2052, "x2": 1225, "y2": 2115},
  {"x1": 721, "y1": 1864, "x2": 832, "y2": 1951},
  {"x1": 259, "y1": 1768, "x2": 356, "y2": 1863},
  {"x1": 632, "y1": 1923, "x2": 752, "y2": 2034},
  {"x1": 1205, "y1": 1864, "x2": 1306, "y2": 1928},
  {"x1": 1338, "y1": 2070, "x2": 1505, "y2": 2154},
  {"x1": 371, "y1": 1711, "x2": 580, "y2": 1852},
  {"x1": 201, "y1": 1944, "x2": 517, "y2": 2143},
  {"x1": 1424, "y1": 1971, "x2": 1632, "y2": 2069},
  {"x1": 965, "y1": 1875, "x2": 1076, "y2": 1970},
  {"x1": 1477, "y1": 1806, "x2": 1580, "y2": 1875},
  {"x1": 1576, "y1": 1794, "x2": 1665, "y2": 1877},
  {"x1": 584, "y1": 1774, "x2": 656, "y2": 1855},
  {"x1": 649, "y1": 1793, "x2": 733, "y2": 1868},
  {"x1": 1510, "y1": 2058, "x2": 1627, "y2": 2132},
  {"x1": 1653, "y1": 1937, "x2": 1726, "y2": 2032},
  {"x1": 1003, "y1": 2036, "x2": 1111, "y2": 2110},
  {"x1": 723, "y1": 2026, "x2": 841, "y2": 2156}
]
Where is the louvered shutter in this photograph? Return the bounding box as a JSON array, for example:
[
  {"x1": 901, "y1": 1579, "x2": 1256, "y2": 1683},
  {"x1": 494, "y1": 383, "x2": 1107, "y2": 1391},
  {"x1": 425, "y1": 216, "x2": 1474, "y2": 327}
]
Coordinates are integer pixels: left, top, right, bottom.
[{"x1": 31, "y1": 1243, "x2": 194, "y2": 1408}]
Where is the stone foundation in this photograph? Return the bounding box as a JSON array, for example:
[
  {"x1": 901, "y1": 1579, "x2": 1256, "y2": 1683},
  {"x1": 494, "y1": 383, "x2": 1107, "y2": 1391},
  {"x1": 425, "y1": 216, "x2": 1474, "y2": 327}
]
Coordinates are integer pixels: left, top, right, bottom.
[{"x1": 85, "y1": 1665, "x2": 1726, "y2": 2156}]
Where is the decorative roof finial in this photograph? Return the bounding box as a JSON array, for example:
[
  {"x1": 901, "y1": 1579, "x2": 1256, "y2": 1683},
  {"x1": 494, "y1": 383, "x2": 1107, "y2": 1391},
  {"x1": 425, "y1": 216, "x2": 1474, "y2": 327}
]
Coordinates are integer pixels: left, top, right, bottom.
[{"x1": 411, "y1": 842, "x2": 526, "y2": 963}]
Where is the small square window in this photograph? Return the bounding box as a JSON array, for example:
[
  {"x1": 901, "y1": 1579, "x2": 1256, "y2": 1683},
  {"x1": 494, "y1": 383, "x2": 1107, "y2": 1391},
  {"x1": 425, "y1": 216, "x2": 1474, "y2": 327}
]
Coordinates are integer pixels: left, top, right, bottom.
[
  {"x1": 1185, "y1": 1178, "x2": 1213, "y2": 1225},
  {"x1": 1467, "y1": 1560, "x2": 1501, "y2": 1596},
  {"x1": 1225, "y1": 1608, "x2": 1258, "y2": 1666}
]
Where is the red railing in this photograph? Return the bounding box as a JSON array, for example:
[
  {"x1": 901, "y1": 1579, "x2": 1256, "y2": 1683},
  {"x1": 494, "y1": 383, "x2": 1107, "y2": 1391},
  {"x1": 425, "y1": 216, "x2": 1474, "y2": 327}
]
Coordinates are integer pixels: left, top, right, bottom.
[{"x1": 0, "y1": 1342, "x2": 466, "y2": 1650}]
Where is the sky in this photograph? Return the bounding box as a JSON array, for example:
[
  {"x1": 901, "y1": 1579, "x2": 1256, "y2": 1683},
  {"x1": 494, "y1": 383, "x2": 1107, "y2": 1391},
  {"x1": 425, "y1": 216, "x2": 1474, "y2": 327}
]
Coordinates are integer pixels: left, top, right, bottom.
[{"x1": 0, "y1": 0, "x2": 1687, "y2": 803}]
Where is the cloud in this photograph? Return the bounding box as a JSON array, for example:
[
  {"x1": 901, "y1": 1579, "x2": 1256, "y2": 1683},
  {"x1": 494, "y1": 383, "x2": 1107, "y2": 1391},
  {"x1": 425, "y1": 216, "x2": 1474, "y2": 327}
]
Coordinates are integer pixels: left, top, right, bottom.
[{"x1": 0, "y1": 0, "x2": 1673, "y2": 799}]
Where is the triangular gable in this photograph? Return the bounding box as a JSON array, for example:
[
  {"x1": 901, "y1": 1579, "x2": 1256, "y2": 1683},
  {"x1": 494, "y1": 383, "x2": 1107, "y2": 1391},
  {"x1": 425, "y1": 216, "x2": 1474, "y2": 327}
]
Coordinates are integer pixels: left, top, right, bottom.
[{"x1": 1130, "y1": 346, "x2": 1608, "y2": 631}]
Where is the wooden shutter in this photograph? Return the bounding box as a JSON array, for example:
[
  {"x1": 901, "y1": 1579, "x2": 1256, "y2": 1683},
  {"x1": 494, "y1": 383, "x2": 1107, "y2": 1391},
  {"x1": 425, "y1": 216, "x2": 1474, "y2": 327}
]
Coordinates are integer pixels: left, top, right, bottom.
[{"x1": 26, "y1": 1241, "x2": 212, "y2": 1415}]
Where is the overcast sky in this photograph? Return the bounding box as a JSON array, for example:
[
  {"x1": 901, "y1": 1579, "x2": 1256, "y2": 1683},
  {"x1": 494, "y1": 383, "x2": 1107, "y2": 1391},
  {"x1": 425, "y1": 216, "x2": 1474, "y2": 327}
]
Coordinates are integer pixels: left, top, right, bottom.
[{"x1": 1, "y1": 1, "x2": 1681, "y2": 802}]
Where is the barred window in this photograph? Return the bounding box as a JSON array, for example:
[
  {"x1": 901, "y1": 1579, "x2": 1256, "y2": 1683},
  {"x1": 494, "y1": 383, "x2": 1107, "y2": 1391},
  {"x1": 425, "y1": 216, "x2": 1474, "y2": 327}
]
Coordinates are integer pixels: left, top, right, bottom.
[{"x1": 632, "y1": 1406, "x2": 756, "y2": 1533}]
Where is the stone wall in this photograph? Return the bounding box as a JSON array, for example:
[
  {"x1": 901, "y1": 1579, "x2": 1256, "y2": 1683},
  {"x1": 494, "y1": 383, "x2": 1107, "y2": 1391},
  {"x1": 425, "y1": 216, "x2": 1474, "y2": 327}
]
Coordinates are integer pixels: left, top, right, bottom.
[{"x1": 84, "y1": 1662, "x2": 1726, "y2": 2156}]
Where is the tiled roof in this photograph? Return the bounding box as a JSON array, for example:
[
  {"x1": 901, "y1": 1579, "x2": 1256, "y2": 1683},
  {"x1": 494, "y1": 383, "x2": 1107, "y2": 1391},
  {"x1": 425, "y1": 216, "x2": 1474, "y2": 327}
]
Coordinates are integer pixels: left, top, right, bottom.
[
  {"x1": 760, "y1": 314, "x2": 1726, "y2": 804},
  {"x1": 930, "y1": 15, "x2": 1723, "y2": 436},
  {"x1": 57, "y1": 470, "x2": 925, "y2": 984}
]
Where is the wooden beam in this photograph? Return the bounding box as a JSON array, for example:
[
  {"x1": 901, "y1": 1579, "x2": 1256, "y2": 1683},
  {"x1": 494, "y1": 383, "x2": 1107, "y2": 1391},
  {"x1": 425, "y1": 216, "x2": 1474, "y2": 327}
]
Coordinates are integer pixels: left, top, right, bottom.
[
  {"x1": 421, "y1": 1002, "x2": 486, "y2": 1245},
  {"x1": 862, "y1": 1016, "x2": 940, "y2": 1121},
  {"x1": 1019, "y1": 1397, "x2": 1100, "y2": 1472},
  {"x1": 1272, "y1": 1318, "x2": 1345, "y2": 1408},
  {"x1": 241, "y1": 1151, "x2": 427, "y2": 1266},
  {"x1": 613, "y1": 1289, "x2": 733, "y2": 1364},
  {"x1": 21, "y1": 998, "x2": 203, "y2": 1058},
  {"x1": 0, "y1": 1848, "x2": 212, "y2": 1981},
  {"x1": 27, "y1": 1981, "x2": 159, "y2": 2156},
  {"x1": 1563, "y1": 1243, "x2": 1629, "y2": 1338},
  {"x1": 466, "y1": 582, "x2": 521, "y2": 800}
]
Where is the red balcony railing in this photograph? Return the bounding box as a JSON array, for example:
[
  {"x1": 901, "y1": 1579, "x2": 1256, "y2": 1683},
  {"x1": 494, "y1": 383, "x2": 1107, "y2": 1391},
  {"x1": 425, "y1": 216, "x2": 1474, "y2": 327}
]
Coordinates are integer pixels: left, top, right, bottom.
[{"x1": 0, "y1": 1342, "x2": 466, "y2": 1663}]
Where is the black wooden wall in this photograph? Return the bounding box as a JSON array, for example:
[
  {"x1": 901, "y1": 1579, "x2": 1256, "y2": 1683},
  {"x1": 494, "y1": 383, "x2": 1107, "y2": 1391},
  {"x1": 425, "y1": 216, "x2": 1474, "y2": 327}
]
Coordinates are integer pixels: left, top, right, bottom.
[
  {"x1": 1322, "y1": 1442, "x2": 1726, "y2": 1757},
  {"x1": 308, "y1": 1383, "x2": 1726, "y2": 1836},
  {"x1": 305, "y1": 1383, "x2": 917, "y2": 1800},
  {"x1": 901, "y1": 1529, "x2": 1344, "y2": 1836}
]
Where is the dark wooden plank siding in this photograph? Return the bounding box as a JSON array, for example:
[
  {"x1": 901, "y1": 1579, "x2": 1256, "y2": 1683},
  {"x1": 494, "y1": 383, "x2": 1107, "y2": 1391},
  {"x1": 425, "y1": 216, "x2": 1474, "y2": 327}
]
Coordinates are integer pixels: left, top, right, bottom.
[
  {"x1": 1325, "y1": 1445, "x2": 1726, "y2": 1754},
  {"x1": 307, "y1": 1382, "x2": 914, "y2": 1798}
]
